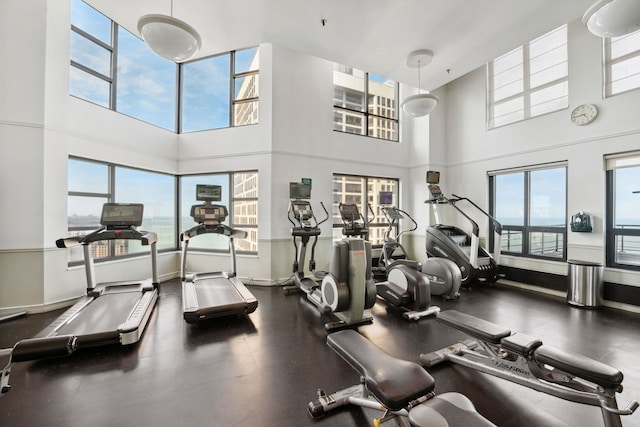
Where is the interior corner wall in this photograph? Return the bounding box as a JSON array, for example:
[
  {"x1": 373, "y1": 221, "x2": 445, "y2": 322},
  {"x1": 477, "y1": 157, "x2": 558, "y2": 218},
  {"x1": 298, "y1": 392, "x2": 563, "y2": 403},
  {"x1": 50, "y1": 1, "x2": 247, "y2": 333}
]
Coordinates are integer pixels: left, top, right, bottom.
[{"x1": 436, "y1": 18, "x2": 640, "y2": 290}]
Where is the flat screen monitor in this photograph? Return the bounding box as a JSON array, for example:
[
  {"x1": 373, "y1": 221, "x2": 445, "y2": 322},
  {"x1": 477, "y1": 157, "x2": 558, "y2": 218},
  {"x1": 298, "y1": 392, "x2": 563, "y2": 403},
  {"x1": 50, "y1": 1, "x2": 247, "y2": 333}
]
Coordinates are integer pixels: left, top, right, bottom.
[
  {"x1": 426, "y1": 170, "x2": 440, "y2": 184},
  {"x1": 101, "y1": 203, "x2": 144, "y2": 227},
  {"x1": 290, "y1": 182, "x2": 311, "y2": 199},
  {"x1": 196, "y1": 184, "x2": 222, "y2": 202},
  {"x1": 379, "y1": 191, "x2": 393, "y2": 205}
]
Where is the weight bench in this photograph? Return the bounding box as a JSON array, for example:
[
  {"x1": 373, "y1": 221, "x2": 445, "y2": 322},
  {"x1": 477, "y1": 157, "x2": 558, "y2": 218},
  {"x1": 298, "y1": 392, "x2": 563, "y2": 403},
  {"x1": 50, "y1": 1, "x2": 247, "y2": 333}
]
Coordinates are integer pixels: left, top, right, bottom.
[
  {"x1": 308, "y1": 329, "x2": 496, "y2": 426},
  {"x1": 421, "y1": 310, "x2": 638, "y2": 427}
]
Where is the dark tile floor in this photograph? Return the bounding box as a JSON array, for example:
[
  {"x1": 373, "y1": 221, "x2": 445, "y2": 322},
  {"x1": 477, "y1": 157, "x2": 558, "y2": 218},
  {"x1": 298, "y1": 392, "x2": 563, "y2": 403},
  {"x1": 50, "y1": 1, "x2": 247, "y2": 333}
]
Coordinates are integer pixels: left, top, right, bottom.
[{"x1": 1, "y1": 279, "x2": 639, "y2": 427}]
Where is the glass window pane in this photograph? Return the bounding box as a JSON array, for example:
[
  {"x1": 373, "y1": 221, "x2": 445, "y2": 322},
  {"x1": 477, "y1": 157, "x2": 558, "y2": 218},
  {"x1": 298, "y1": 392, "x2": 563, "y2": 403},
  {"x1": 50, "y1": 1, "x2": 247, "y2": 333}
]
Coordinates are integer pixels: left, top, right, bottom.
[
  {"x1": 233, "y1": 172, "x2": 258, "y2": 197},
  {"x1": 614, "y1": 166, "x2": 640, "y2": 228},
  {"x1": 70, "y1": 66, "x2": 110, "y2": 107},
  {"x1": 530, "y1": 231, "x2": 564, "y2": 258},
  {"x1": 610, "y1": 31, "x2": 640, "y2": 60},
  {"x1": 181, "y1": 54, "x2": 231, "y2": 132},
  {"x1": 233, "y1": 100, "x2": 259, "y2": 126},
  {"x1": 501, "y1": 230, "x2": 523, "y2": 253},
  {"x1": 495, "y1": 172, "x2": 524, "y2": 226},
  {"x1": 530, "y1": 168, "x2": 566, "y2": 226},
  {"x1": 116, "y1": 28, "x2": 176, "y2": 131},
  {"x1": 368, "y1": 74, "x2": 396, "y2": 119},
  {"x1": 115, "y1": 167, "x2": 176, "y2": 250},
  {"x1": 615, "y1": 235, "x2": 640, "y2": 265},
  {"x1": 68, "y1": 158, "x2": 109, "y2": 193},
  {"x1": 70, "y1": 0, "x2": 112, "y2": 45},
  {"x1": 70, "y1": 31, "x2": 111, "y2": 77},
  {"x1": 180, "y1": 174, "x2": 230, "y2": 250},
  {"x1": 235, "y1": 47, "x2": 259, "y2": 73},
  {"x1": 333, "y1": 65, "x2": 365, "y2": 111},
  {"x1": 234, "y1": 74, "x2": 259, "y2": 100},
  {"x1": 68, "y1": 196, "x2": 105, "y2": 229}
]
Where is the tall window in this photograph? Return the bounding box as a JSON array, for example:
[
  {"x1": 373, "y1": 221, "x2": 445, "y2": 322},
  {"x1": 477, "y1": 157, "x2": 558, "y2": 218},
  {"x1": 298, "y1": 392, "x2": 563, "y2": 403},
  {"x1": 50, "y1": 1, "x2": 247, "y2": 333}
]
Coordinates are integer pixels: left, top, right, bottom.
[
  {"x1": 70, "y1": 0, "x2": 259, "y2": 133},
  {"x1": 332, "y1": 174, "x2": 399, "y2": 246},
  {"x1": 333, "y1": 64, "x2": 399, "y2": 142},
  {"x1": 69, "y1": 0, "x2": 114, "y2": 108},
  {"x1": 605, "y1": 29, "x2": 640, "y2": 97},
  {"x1": 606, "y1": 154, "x2": 640, "y2": 270},
  {"x1": 67, "y1": 157, "x2": 177, "y2": 264},
  {"x1": 490, "y1": 165, "x2": 567, "y2": 260},
  {"x1": 180, "y1": 47, "x2": 260, "y2": 132},
  {"x1": 180, "y1": 172, "x2": 259, "y2": 253},
  {"x1": 488, "y1": 25, "x2": 568, "y2": 128}
]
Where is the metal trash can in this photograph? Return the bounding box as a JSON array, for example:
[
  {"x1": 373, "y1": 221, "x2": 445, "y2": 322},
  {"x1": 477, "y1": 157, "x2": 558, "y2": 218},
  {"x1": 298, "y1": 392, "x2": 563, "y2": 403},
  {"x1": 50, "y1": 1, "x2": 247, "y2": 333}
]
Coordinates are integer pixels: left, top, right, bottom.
[{"x1": 567, "y1": 260, "x2": 603, "y2": 308}]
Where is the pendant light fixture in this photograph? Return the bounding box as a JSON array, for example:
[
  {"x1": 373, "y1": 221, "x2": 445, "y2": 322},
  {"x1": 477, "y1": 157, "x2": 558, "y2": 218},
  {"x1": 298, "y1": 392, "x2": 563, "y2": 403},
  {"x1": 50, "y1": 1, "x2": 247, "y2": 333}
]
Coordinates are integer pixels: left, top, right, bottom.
[
  {"x1": 583, "y1": 0, "x2": 640, "y2": 38},
  {"x1": 401, "y1": 50, "x2": 439, "y2": 118},
  {"x1": 138, "y1": 0, "x2": 201, "y2": 63}
]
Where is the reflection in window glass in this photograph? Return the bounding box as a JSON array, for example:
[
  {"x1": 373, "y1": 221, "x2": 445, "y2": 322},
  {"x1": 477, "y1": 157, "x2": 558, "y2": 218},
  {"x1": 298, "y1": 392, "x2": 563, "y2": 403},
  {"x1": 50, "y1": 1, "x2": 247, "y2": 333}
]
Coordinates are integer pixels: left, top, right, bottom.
[
  {"x1": 116, "y1": 28, "x2": 176, "y2": 131},
  {"x1": 181, "y1": 55, "x2": 231, "y2": 132}
]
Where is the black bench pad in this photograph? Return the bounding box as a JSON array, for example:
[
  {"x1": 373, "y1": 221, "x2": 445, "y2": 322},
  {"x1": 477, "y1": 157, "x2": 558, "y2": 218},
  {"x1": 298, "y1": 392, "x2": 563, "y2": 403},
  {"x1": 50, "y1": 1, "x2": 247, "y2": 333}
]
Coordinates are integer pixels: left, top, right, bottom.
[
  {"x1": 437, "y1": 310, "x2": 511, "y2": 344},
  {"x1": 534, "y1": 345, "x2": 623, "y2": 390},
  {"x1": 327, "y1": 330, "x2": 436, "y2": 411},
  {"x1": 500, "y1": 332, "x2": 542, "y2": 357}
]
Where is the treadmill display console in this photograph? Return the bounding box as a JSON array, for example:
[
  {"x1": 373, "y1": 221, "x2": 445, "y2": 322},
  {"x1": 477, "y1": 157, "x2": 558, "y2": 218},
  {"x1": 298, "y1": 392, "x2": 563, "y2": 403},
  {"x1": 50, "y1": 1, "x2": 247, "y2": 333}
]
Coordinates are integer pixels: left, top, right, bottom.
[
  {"x1": 428, "y1": 185, "x2": 444, "y2": 201},
  {"x1": 192, "y1": 204, "x2": 228, "y2": 224},
  {"x1": 100, "y1": 203, "x2": 144, "y2": 227},
  {"x1": 196, "y1": 184, "x2": 222, "y2": 202}
]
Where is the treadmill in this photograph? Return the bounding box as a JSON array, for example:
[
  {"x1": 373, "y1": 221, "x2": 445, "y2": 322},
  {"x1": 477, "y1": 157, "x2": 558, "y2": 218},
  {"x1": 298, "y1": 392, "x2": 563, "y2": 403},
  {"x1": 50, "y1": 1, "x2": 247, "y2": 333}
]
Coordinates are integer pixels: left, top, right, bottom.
[
  {"x1": 1, "y1": 203, "x2": 159, "y2": 394},
  {"x1": 180, "y1": 184, "x2": 258, "y2": 324}
]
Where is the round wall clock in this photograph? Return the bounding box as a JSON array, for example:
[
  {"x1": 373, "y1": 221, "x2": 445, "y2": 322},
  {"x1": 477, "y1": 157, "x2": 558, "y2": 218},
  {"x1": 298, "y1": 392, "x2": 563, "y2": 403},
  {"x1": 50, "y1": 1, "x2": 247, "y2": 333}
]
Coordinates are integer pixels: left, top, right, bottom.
[{"x1": 570, "y1": 104, "x2": 598, "y2": 126}]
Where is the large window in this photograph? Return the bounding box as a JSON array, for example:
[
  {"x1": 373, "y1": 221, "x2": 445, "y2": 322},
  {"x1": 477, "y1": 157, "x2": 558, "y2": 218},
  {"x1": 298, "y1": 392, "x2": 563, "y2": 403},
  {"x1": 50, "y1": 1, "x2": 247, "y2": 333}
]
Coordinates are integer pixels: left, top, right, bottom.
[
  {"x1": 490, "y1": 165, "x2": 567, "y2": 260},
  {"x1": 605, "y1": 29, "x2": 640, "y2": 97},
  {"x1": 67, "y1": 157, "x2": 176, "y2": 264},
  {"x1": 332, "y1": 174, "x2": 399, "y2": 246},
  {"x1": 70, "y1": 0, "x2": 259, "y2": 133},
  {"x1": 606, "y1": 154, "x2": 640, "y2": 270},
  {"x1": 180, "y1": 172, "x2": 259, "y2": 253},
  {"x1": 487, "y1": 25, "x2": 568, "y2": 128},
  {"x1": 180, "y1": 47, "x2": 259, "y2": 132},
  {"x1": 333, "y1": 64, "x2": 399, "y2": 142}
]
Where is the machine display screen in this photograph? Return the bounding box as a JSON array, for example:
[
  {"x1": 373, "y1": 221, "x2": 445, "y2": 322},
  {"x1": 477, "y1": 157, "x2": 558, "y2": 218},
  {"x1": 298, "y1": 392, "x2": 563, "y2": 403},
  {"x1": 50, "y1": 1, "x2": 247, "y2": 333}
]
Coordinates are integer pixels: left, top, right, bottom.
[
  {"x1": 100, "y1": 203, "x2": 144, "y2": 227},
  {"x1": 426, "y1": 170, "x2": 440, "y2": 184},
  {"x1": 196, "y1": 184, "x2": 222, "y2": 202},
  {"x1": 340, "y1": 203, "x2": 359, "y2": 219},
  {"x1": 290, "y1": 182, "x2": 311, "y2": 199},
  {"x1": 379, "y1": 191, "x2": 393, "y2": 205}
]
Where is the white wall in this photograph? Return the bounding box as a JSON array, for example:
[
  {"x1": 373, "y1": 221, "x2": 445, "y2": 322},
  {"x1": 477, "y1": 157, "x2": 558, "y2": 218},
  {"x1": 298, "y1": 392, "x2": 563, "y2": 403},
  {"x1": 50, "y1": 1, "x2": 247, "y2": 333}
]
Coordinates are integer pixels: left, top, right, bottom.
[{"x1": 434, "y1": 19, "x2": 640, "y2": 288}]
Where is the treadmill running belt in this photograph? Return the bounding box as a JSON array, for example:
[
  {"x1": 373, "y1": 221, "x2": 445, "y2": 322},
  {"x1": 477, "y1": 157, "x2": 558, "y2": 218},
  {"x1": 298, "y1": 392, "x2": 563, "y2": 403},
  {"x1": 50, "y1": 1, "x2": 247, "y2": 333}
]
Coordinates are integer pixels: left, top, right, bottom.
[{"x1": 189, "y1": 278, "x2": 250, "y2": 321}]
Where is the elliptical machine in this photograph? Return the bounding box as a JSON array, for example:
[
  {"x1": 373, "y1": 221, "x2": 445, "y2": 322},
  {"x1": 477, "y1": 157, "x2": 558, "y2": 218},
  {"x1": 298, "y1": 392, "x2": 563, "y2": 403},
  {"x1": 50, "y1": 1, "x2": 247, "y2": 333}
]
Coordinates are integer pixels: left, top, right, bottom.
[
  {"x1": 379, "y1": 205, "x2": 461, "y2": 300},
  {"x1": 283, "y1": 183, "x2": 376, "y2": 331},
  {"x1": 425, "y1": 171, "x2": 503, "y2": 287}
]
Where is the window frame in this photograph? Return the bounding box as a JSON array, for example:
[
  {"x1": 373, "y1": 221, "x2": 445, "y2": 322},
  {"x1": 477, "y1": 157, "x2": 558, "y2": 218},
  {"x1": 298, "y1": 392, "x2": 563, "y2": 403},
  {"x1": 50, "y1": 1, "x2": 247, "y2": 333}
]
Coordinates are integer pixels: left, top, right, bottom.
[
  {"x1": 487, "y1": 24, "x2": 568, "y2": 129},
  {"x1": 178, "y1": 171, "x2": 259, "y2": 255},
  {"x1": 332, "y1": 173, "x2": 400, "y2": 248},
  {"x1": 66, "y1": 156, "x2": 178, "y2": 266},
  {"x1": 604, "y1": 30, "x2": 640, "y2": 98},
  {"x1": 489, "y1": 164, "x2": 568, "y2": 261},
  {"x1": 605, "y1": 154, "x2": 640, "y2": 271},
  {"x1": 332, "y1": 64, "x2": 399, "y2": 142}
]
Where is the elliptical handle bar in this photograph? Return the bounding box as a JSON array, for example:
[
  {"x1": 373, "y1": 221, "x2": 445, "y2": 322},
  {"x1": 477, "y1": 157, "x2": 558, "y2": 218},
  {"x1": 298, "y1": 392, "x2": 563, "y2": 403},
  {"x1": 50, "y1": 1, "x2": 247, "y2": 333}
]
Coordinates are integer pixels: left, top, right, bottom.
[
  {"x1": 366, "y1": 204, "x2": 376, "y2": 226},
  {"x1": 317, "y1": 201, "x2": 330, "y2": 227},
  {"x1": 395, "y1": 207, "x2": 418, "y2": 239}
]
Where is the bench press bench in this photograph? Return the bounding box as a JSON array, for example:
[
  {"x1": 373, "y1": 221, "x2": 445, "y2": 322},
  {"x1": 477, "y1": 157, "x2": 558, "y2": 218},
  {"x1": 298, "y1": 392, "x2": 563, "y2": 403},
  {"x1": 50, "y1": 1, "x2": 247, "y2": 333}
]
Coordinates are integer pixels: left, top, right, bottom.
[
  {"x1": 308, "y1": 329, "x2": 496, "y2": 426},
  {"x1": 420, "y1": 310, "x2": 638, "y2": 427}
]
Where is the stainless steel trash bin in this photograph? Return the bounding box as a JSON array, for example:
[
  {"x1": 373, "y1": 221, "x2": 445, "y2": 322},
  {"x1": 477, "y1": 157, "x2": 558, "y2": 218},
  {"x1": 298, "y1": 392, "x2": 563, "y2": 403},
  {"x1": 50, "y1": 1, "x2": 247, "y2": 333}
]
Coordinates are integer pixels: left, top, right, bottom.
[{"x1": 567, "y1": 260, "x2": 603, "y2": 308}]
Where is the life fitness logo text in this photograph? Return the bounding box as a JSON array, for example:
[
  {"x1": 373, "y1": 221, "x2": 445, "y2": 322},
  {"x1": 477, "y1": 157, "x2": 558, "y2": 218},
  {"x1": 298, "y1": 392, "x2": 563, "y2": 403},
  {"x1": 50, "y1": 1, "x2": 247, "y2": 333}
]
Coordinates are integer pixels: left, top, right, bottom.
[{"x1": 433, "y1": 245, "x2": 449, "y2": 258}]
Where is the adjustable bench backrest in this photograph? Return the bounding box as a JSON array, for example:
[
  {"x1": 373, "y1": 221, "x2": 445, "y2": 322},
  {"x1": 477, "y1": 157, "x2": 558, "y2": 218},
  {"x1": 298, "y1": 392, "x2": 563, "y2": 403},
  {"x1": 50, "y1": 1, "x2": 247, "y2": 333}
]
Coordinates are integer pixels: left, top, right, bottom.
[{"x1": 327, "y1": 330, "x2": 436, "y2": 411}]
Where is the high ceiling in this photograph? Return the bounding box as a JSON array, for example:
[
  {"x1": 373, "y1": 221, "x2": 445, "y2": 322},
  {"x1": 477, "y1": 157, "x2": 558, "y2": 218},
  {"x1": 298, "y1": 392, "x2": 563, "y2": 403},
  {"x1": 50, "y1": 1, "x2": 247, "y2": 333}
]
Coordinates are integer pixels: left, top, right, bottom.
[{"x1": 84, "y1": 0, "x2": 597, "y2": 91}]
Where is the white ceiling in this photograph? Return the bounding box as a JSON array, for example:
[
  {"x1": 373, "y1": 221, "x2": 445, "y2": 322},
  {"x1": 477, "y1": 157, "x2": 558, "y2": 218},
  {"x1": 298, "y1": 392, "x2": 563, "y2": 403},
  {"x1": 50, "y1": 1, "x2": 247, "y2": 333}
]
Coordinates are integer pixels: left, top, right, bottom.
[{"x1": 84, "y1": 0, "x2": 597, "y2": 91}]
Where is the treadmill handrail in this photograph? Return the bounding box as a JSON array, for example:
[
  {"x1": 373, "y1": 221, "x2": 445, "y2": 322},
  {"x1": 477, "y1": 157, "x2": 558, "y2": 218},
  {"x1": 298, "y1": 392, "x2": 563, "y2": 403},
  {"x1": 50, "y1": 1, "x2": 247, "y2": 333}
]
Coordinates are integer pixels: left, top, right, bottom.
[{"x1": 181, "y1": 223, "x2": 247, "y2": 242}]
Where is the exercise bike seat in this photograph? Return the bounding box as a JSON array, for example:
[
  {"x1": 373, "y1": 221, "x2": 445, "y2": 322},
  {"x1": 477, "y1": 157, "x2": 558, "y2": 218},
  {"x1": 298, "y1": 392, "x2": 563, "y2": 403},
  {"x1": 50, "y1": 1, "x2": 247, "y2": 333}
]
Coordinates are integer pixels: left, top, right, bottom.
[
  {"x1": 534, "y1": 345, "x2": 624, "y2": 390},
  {"x1": 328, "y1": 330, "x2": 435, "y2": 411},
  {"x1": 437, "y1": 310, "x2": 511, "y2": 344}
]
